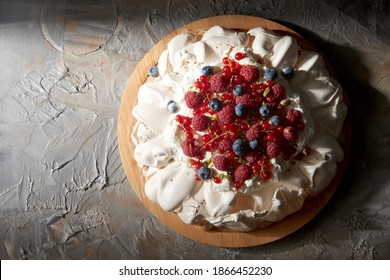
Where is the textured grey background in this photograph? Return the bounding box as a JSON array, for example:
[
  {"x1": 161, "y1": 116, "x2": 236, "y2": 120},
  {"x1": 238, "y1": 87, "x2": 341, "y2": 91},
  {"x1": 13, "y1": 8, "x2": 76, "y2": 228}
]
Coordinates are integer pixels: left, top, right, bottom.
[{"x1": 0, "y1": 0, "x2": 389, "y2": 259}]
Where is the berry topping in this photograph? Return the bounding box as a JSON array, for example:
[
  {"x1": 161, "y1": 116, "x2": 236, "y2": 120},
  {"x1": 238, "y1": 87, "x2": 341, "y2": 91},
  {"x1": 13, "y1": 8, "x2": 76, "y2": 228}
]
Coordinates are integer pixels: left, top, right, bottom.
[
  {"x1": 235, "y1": 94, "x2": 253, "y2": 107},
  {"x1": 148, "y1": 65, "x2": 159, "y2": 77},
  {"x1": 285, "y1": 108, "x2": 302, "y2": 125},
  {"x1": 269, "y1": 115, "x2": 282, "y2": 126},
  {"x1": 201, "y1": 65, "x2": 213, "y2": 76},
  {"x1": 192, "y1": 114, "x2": 210, "y2": 131},
  {"x1": 218, "y1": 139, "x2": 233, "y2": 152},
  {"x1": 266, "y1": 141, "x2": 281, "y2": 158},
  {"x1": 282, "y1": 66, "x2": 294, "y2": 79},
  {"x1": 175, "y1": 53, "x2": 309, "y2": 188},
  {"x1": 259, "y1": 105, "x2": 271, "y2": 117},
  {"x1": 234, "y1": 52, "x2": 245, "y2": 60},
  {"x1": 245, "y1": 123, "x2": 262, "y2": 141},
  {"x1": 263, "y1": 68, "x2": 277, "y2": 80},
  {"x1": 209, "y1": 98, "x2": 222, "y2": 111},
  {"x1": 212, "y1": 155, "x2": 230, "y2": 171},
  {"x1": 181, "y1": 138, "x2": 202, "y2": 157},
  {"x1": 167, "y1": 100, "x2": 179, "y2": 113},
  {"x1": 232, "y1": 139, "x2": 247, "y2": 156},
  {"x1": 233, "y1": 84, "x2": 244, "y2": 96},
  {"x1": 184, "y1": 91, "x2": 205, "y2": 109},
  {"x1": 218, "y1": 104, "x2": 236, "y2": 124},
  {"x1": 234, "y1": 164, "x2": 252, "y2": 183},
  {"x1": 209, "y1": 74, "x2": 229, "y2": 93},
  {"x1": 249, "y1": 140, "x2": 259, "y2": 150},
  {"x1": 283, "y1": 126, "x2": 298, "y2": 142},
  {"x1": 198, "y1": 166, "x2": 212, "y2": 180},
  {"x1": 245, "y1": 150, "x2": 260, "y2": 163},
  {"x1": 240, "y1": 65, "x2": 260, "y2": 83},
  {"x1": 235, "y1": 103, "x2": 247, "y2": 117},
  {"x1": 271, "y1": 83, "x2": 286, "y2": 101}
]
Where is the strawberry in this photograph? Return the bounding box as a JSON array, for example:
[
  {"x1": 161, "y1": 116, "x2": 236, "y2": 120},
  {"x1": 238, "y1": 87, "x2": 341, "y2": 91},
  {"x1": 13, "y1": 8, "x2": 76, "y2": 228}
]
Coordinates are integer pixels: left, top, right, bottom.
[
  {"x1": 184, "y1": 91, "x2": 205, "y2": 109},
  {"x1": 192, "y1": 114, "x2": 210, "y2": 131},
  {"x1": 240, "y1": 65, "x2": 260, "y2": 83},
  {"x1": 212, "y1": 155, "x2": 230, "y2": 171},
  {"x1": 209, "y1": 74, "x2": 229, "y2": 93},
  {"x1": 234, "y1": 164, "x2": 252, "y2": 183}
]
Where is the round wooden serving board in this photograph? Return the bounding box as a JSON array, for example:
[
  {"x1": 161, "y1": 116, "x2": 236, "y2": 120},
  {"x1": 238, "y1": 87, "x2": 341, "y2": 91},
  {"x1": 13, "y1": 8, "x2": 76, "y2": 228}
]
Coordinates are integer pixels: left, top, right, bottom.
[{"x1": 118, "y1": 15, "x2": 351, "y2": 247}]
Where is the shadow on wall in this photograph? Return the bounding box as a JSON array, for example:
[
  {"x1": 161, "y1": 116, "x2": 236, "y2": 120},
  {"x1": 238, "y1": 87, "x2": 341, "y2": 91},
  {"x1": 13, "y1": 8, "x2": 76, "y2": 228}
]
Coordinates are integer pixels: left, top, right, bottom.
[{"x1": 323, "y1": 0, "x2": 390, "y2": 45}]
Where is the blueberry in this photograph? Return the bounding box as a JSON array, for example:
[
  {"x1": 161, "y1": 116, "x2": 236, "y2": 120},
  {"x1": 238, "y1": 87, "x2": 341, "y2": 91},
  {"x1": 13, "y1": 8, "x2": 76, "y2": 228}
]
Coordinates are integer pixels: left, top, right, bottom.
[
  {"x1": 269, "y1": 115, "x2": 281, "y2": 126},
  {"x1": 209, "y1": 98, "x2": 222, "y2": 111},
  {"x1": 233, "y1": 85, "x2": 244, "y2": 96},
  {"x1": 167, "y1": 100, "x2": 179, "y2": 113},
  {"x1": 201, "y1": 65, "x2": 213, "y2": 76},
  {"x1": 198, "y1": 166, "x2": 212, "y2": 180},
  {"x1": 259, "y1": 105, "x2": 271, "y2": 117},
  {"x1": 148, "y1": 66, "x2": 159, "y2": 77},
  {"x1": 263, "y1": 68, "x2": 277, "y2": 80},
  {"x1": 282, "y1": 66, "x2": 294, "y2": 79},
  {"x1": 249, "y1": 140, "x2": 259, "y2": 150},
  {"x1": 232, "y1": 139, "x2": 247, "y2": 156},
  {"x1": 234, "y1": 103, "x2": 247, "y2": 117}
]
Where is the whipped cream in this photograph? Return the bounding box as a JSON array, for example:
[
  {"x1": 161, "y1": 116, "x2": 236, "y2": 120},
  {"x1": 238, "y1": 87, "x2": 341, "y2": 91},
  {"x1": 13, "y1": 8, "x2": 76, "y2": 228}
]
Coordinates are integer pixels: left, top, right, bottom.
[{"x1": 131, "y1": 26, "x2": 347, "y2": 231}]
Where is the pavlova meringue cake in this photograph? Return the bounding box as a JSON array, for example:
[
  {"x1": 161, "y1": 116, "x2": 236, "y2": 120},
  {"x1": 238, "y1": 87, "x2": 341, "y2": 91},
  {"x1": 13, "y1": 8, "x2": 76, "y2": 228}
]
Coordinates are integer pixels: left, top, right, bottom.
[{"x1": 130, "y1": 25, "x2": 347, "y2": 232}]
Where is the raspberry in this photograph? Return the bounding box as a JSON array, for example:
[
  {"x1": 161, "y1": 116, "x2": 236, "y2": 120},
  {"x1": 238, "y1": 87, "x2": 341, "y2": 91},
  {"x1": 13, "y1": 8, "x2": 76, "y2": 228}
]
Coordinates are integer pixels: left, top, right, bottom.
[
  {"x1": 218, "y1": 139, "x2": 233, "y2": 152},
  {"x1": 234, "y1": 164, "x2": 252, "y2": 183},
  {"x1": 212, "y1": 155, "x2": 230, "y2": 171},
  {"x1": 240, "y1": 65, "x2": 260, "y2": 83},
  {"x1": 283, "y1": 126, "x2": 298, "y2": 142},
  {"x1": 235, "y1": 94, "x2": 253, "y2": 107},
  {"x1": 192, "y1": 114, "x2": 210, "y2": 131},
  {"x1": 217, "y1": 104, "x2": 235, "y2": 124},
  {"x1": 245, "y1": 123, "x2": 263, "y2": 141},
  {"x1": 209, "y1": 74, "x2": 229, "y2": 93},
  {"x1": 181, "y1": 138, "x2": 202, "y2": 157},
  {"x1": 184, "y1": 91, "x2": 205, "y2": 109},
  {"x1": 266, "y1": 141, "x2": 281, "y2": 158},
  {"x1": 285, "y1": 108, "x2": 302, "y2": 125},
  {"x1": 245, "y1": 151, "x2": 260, "y2": 164},
  {"x1": 271, "y1": 83, "x2": 286, "y2": 102}
]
